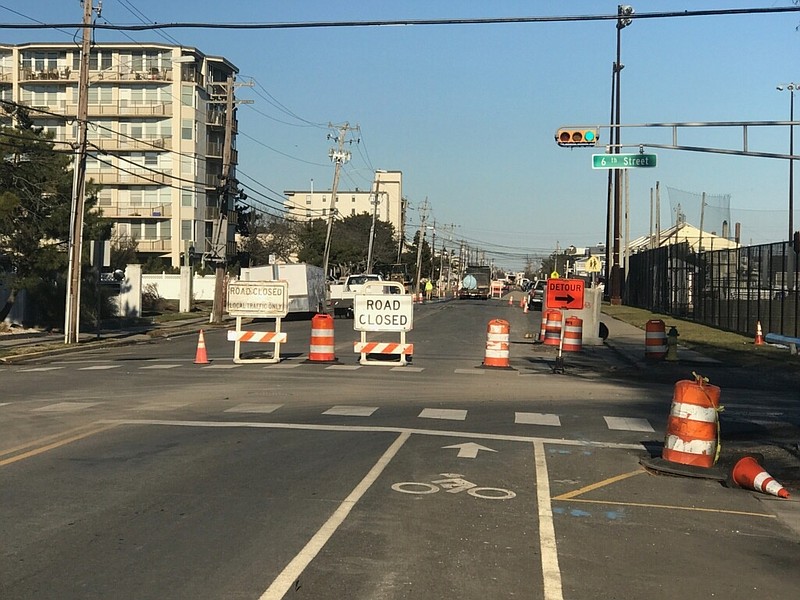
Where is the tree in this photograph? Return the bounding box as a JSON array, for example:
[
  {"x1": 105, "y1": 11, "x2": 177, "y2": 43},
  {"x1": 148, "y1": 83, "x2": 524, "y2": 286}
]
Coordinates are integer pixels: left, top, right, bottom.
[
  {"x1": 294, "y1": 213, "x2": 397, "y2": 278},
  {"x1": 0, "y1": 118, "x2": 104, "y2": 325}
]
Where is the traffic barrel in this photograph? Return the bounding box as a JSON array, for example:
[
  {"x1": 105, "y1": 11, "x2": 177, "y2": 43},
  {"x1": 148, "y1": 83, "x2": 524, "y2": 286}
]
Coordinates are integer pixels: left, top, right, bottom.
[
  {"x1": 662, "y1": 375, "x2": 721, "y2": 468},
  {"x1": 309, "y1": 313, "x2": 336, "y2": 362},
  {"x1": 562, "y1": 316, "x2": 583, "y2": 352},
  {"x1": 543, "y1": 309, "x2": 563, "y2": 347},
  {"x1": 645, "y1": 319, "x2": 667, "y2": 360},
  {"x1": 483, "y1": 319, "x2": 511, "y2": 368},
  {"x1": 539, "y1": 311, "x2": 548, "y2": 342}
]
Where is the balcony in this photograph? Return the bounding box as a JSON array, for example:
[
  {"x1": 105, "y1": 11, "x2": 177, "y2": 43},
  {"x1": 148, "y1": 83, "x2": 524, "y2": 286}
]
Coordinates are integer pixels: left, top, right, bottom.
[
  {"x1": 97, "y1": 203, "x2": 172, "y2": 219},
  {"x1": 135, "y1": 239, "x2": 172, "y2": 253},
  {"x1": 87, "y1": 170, "x2": 173, "y2": 186},
  {"x1": 19, "y1": 99, "x2": 172, "y2": 119}
]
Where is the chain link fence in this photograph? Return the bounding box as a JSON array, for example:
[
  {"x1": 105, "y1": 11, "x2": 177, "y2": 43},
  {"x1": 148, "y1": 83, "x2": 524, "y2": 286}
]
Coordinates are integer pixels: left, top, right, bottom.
[{"x1": 626, "y1": 241, "x2": 799, "y2": 339}]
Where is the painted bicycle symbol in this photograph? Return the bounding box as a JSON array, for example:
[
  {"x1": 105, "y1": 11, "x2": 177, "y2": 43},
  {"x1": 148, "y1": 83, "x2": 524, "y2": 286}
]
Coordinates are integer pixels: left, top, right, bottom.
[{"x1": 391, "y1": 473, "x2": 516, "y2": 500}]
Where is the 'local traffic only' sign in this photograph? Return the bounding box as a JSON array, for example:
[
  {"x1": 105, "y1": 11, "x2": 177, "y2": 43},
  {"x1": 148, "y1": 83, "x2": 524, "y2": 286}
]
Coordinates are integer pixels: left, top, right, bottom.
[
  {"x1": 592, "y1": 153, "x2": 657, "y2": 169},
  {"x1": 546, "y1": 278, "x2": 585, "y2": 310}
]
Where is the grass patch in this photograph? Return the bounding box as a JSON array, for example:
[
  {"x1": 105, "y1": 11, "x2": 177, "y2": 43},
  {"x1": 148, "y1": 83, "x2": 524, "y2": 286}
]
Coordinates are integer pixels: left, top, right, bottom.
[{"x1": 601, "y1": 303, "x2": 799, "y2": 371}]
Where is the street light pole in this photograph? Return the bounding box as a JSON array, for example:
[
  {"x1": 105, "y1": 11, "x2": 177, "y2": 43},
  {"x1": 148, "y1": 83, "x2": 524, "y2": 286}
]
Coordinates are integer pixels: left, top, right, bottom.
[
  {"x1": 611, "y1": 4, "x2": 634, "y2": 305},
  {"x1": 777, "y1": 83, "x2": 796, "y2": 242}
]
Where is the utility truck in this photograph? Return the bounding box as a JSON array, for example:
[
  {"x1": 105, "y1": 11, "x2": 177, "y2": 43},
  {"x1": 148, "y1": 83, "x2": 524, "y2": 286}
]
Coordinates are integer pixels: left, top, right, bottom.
[{"x1": 458, "y1": 265, "x2": 492, "y2": 300}]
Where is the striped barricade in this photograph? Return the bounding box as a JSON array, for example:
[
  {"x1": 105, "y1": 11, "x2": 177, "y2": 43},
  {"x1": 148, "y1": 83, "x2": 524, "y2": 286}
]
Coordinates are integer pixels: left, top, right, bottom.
[
  {"x1": 354, "y1": 341, "x2": 414, "y2": 356},
  {"x1": 227, "y1": 330, "x2": 288, "y2": 344}
]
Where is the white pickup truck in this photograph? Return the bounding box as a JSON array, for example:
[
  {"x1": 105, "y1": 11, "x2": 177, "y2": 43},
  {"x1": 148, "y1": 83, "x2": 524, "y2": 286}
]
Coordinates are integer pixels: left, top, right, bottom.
[{"x1": 328, "y1": 273, "x2": 384, "y2": 318}]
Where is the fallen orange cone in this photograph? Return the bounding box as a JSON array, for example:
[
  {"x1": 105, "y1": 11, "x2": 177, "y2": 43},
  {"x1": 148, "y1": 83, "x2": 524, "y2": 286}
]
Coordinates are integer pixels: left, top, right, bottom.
[
  {"x1": 731, "y1": 455, "x2": 790, "y2": 498},
  {"x1": 194, "y1": 329, "x2": 210, "y2": 364}
]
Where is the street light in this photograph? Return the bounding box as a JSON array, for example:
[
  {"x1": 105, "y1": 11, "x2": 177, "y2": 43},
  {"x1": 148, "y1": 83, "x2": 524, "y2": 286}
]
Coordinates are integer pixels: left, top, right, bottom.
[
  {"x1": 610, "y1": 4, "x2": 634, "y2": 305},
  {"x1": 777, "y1": 83, "x2": 796, "y2": 242}
]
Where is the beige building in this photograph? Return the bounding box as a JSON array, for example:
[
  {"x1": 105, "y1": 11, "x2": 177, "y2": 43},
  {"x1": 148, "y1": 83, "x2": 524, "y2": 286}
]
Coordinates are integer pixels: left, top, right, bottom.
[
  {"x1": 628, "y1": 222, "x2": 740, "y2": 254},
  {"x1": 284, "y1": 170, "x2": 405, "y2": 239},
  {"x1": 0, "y1": 42, "x2": 239, "y2": 268}
]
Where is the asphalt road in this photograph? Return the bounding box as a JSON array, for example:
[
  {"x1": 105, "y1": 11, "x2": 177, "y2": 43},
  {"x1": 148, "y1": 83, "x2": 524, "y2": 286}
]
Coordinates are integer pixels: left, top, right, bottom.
[{"x1": 2, "y1": 299, "x2": 799, "y2": 599}]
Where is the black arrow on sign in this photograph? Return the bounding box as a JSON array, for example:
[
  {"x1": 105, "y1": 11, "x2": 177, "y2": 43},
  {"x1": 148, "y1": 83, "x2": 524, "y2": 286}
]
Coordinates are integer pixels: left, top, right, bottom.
[{"x1": 555, "y1": 294, "x2": 575, "y2": 304}]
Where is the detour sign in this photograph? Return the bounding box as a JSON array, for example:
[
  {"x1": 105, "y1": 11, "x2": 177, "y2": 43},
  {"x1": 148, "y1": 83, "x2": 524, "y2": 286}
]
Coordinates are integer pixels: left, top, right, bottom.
[{"x1": 546, "y1": 278, "x2": 585, "y2": 310}]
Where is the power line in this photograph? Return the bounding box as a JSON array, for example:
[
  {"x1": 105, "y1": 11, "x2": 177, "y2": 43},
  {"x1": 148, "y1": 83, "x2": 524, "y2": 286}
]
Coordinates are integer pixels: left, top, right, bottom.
[{"x1": 2, "y1": 7, "x2": 797, "y2": 31}]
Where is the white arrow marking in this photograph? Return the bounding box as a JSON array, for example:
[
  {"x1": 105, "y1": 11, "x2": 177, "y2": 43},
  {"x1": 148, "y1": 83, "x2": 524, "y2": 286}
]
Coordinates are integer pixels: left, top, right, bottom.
[{"x1": 443, "y1": 442, "x2": 497, "y2": 459}]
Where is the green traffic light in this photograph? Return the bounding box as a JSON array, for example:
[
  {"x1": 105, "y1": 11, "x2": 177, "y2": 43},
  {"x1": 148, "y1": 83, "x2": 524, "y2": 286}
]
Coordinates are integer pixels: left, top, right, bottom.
[{"x1": 584, "y1": 130, "x2": 596, "y2": 142}]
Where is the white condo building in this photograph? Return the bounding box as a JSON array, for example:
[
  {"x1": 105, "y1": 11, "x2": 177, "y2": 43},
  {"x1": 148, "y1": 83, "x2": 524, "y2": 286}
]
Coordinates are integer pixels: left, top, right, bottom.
[
  {"x1": 284, "y1": 170, "x2": 406, "y2": 240},
  {"x1": 0, "y1": 42, "x2": 240, "y2": 268}
]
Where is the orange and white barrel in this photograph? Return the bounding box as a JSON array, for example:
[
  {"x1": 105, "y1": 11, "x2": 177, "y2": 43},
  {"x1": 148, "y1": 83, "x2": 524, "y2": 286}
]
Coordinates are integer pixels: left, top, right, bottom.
[
  {"x1": 309, "y1": 313, "x2": 336, "y2": 362},
  {"x1": 543, "y1": 309, "x2": 563, "y2": 347},
  {"x1": 662, "y1": 378, "x2": 721, "y2": 468},
  {"x1": 483, "y1": 319, "x2": 510, "y2": 368},
  {"x1": 563, "y1": 316, "x2": 583, "y2": 352},
  {"x1": 539, "y1": 311, "x2": 548, "y2": 342},
  {"x1": 645, "y1": 319, "x2": 667, "y2": 360}
]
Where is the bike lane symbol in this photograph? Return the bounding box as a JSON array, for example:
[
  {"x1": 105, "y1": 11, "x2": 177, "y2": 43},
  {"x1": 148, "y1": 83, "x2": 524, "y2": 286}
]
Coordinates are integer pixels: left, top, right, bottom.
[{"x1": 391, "y1": 473, "x2": 516, "y2": 500}]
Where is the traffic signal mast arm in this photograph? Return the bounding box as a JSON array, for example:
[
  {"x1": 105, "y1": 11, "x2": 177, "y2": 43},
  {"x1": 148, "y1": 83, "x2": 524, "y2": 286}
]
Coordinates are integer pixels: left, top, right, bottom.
[{"x1": 557, "y1": 120, "x2": 800, "y2": 160}]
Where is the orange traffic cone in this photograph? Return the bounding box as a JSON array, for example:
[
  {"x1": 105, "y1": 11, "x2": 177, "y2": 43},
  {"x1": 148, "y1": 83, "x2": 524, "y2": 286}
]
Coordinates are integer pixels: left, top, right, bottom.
[
  {"x1": 194, "y1": 329, "x2": 210, "y2": 364},
  {"x1": 731, "y1": 455, "x2": 790, "y2": 498},
  {"x1": 754, "y1": 321, "x2": 764, "y2": 345},
  {"x1": 508, "y1": 295, "x2": 514, "y2": 306}
]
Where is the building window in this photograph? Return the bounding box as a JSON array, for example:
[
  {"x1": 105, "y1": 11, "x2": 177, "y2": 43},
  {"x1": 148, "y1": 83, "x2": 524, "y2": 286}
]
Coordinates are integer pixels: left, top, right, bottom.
[
  {"x1": 306, "y1": 210, "x2": 312, "y2": 218},
  {"x1": 181, "y1": 85, "x2": 193, "y2": 107},
  {"x1": 161, "y1": 223, "x2": 171, "y2": 240},
  {"x1": 352, "y1": 196, "x2": 356, "y2": 202},
  {"x1": 181, "y1": 189, "x2": 194, "y2": 207},
  {"x1": 305, "y1": 195, "x2": 311, "y2": 205},
  {"x1": 144, "y1": 221, "x2": 157, "y2": 240},
  {"x1": 181, "y1": 219, "x2": 193, "y2": 241},
  {"x1": 322, "y1": 196, "x2": 327, "y2": 203},
  {"x1": 181, "y1": 119, "x2": 193, "y2": 141},
  {"x1": 322, "y1": 208, "x2": 327, "y2": 216},
  {"x1": 144, "y1": 152, "x2": 158, "y2": 167}
]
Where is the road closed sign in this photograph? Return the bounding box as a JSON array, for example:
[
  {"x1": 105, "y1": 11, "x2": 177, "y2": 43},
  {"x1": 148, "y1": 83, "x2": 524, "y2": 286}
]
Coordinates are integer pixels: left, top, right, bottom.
[
  {"x1": 227, "y1": 280, "x2": 289, "y2": 317},
  {"x1": 354, "y1": 293, "x2": 414, "y2": 332},
  {"x1": 546, "y1": 278, "x2": 585, "y2": 310}
]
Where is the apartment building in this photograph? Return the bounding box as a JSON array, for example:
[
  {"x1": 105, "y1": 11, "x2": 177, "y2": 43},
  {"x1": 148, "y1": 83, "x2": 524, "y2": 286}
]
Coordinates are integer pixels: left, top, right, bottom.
[
  {"x1": 0, "y1": 42, "x2": 239, "y2": 268},
  {"x1": 284, "y1": 170, "x2": 405, "y2": 240}
]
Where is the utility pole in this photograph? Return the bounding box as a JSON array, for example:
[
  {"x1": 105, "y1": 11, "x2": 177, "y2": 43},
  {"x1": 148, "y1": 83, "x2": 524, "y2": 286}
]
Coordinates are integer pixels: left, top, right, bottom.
[
  {"x1": 414, "y1": 198, "x2": 430, "y2": 298},
  {"x1": 322, "y1": 122, "x2": 357, "y2": 283},
  {"x1": 366, "y1": 173, "x2": 381, "y2": 274},
  {"x1": 64, "y1": 0, "x2": 98, "y2": 344},
  {"x1": 209, "y1": 76, "x2": 253, "y2": 324}
]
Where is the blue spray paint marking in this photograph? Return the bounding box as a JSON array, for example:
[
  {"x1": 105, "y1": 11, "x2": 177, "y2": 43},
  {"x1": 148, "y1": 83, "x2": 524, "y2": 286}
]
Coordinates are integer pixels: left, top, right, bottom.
[
  {"x1": 570, "y1": 509, "x2": 591, "y2": 517},
  {"x1": 605, "y1": 511, "x2": 625, "y2": 520}
]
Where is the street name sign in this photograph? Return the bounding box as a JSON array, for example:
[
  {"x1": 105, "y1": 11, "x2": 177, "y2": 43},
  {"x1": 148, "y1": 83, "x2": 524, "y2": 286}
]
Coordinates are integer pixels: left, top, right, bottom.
[
  {"x1": 227, "y1": 280, "x2": 289, "y2": 318},
  {"x1": 592, "y1": 153, "x2": 657, "y2": 169},
  {"x1": 546, "y1": 278, "x2": 585, "y2": 310}
]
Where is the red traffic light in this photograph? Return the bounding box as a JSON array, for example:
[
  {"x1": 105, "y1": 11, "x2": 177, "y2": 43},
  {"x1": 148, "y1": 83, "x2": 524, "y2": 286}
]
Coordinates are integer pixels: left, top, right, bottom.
[{"x1": 555, "y1": 127, "x2": 600, "y2": 147}]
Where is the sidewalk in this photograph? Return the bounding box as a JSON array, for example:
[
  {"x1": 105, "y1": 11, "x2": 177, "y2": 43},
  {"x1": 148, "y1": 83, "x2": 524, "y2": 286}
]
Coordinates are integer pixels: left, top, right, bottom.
[{"x1": 0, "y1": 316, "x2": 211, "y2": 362}]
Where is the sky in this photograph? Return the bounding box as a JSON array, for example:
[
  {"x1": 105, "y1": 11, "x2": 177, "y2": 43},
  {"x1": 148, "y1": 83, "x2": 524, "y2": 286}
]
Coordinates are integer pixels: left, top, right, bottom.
[{"x1": 3, "y1": 1, "x2": 800, "y2": 271}]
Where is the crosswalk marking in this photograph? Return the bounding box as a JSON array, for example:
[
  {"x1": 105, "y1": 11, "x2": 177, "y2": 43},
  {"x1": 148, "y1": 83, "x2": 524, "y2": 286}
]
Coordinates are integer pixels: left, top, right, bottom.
[
  {"x1": 419, "y1": 408, "x2": 468, "y2": 421},
  {"x1": 33, "y1": 402, "x2": 102, "y2": 412},
  {"x1": 140, "y1": 364, "x2": 181, "y2": 370},
  {"x1": 225, "y1": 403, "x2": 283, "y2": 414},
  {"x1": 603, "y1": 416, "x2": 655, "y2": 432},
  {"x1": 515, "y1": 412, "x2": 561, "y2": 426},
  {"x1": 78, "y1": 365, "x2": 121, "y2": 371},
  {"x1": 325, "y1": 365, "x2": 361, "y2": 371},
  {"x1": 323, "y1": 406, "x2": 379, "y2": 417},
  {"x1": 19, "y1": 366, "x2": 65, "y2": 372},
  {"x1": 201, "y1": 364, "x2": 241, "y2": 369},
  {"x1": 130, "y1": 402, "x2": 188, "y2": 411}
]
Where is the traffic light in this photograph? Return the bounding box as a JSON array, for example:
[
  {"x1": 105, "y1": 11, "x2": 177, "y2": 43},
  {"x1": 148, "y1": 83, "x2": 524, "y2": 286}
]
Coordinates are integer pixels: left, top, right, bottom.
[
  {"x1": 555, "y1": 127, "x2": 600, "y2": 147},
  {"x1": 793, "y1": 230, "x2": 800, "y2": 254}
]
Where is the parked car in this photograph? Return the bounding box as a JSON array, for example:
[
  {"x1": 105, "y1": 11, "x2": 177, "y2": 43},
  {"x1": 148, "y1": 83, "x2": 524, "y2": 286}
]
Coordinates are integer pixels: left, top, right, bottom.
[{"x1": 528, "y1": 279, "x2": 545, "y2": 309}]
